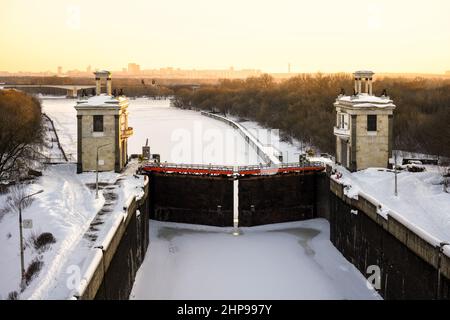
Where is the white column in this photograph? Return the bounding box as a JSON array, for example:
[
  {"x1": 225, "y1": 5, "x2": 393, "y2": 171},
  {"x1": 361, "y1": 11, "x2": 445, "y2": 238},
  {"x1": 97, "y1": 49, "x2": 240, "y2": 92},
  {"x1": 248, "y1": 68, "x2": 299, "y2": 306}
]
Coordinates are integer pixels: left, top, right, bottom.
[
  {"x1": 358, "y1": 79, "x2": 362, "y2": 94},
  {"x1": 95, "y1": 78, "x2": 101, "y2": 95},
  {"x1": 106, "y1": 78, "x2": 112, "y2": 95},
  {"x1": 365, "y1": 79, "x2": 369, "y2": 94},
  {"x1": 369, "y1": 81, "x2": 373, "y2": 95}
]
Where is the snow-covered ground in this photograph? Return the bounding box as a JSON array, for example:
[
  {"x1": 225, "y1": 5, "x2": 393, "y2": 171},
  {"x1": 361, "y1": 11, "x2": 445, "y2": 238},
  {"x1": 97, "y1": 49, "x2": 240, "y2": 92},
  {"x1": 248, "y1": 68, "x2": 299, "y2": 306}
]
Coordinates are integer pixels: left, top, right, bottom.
[
  {"x1": 130, "y1": 219, "x2": 380, "y2": 300},
  {"x1": 333, "y1": 166, "x2": 450, "y2": 246},
  {"x1": 0, "y1": 162, "x2": 145, "y2": 300}
]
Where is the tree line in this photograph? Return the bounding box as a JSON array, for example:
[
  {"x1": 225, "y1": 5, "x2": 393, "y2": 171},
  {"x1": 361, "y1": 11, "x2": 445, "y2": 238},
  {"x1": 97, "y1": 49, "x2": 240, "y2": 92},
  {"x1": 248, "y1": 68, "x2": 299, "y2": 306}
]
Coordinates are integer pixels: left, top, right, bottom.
[{"x1": 173, "y1": 74, "x2": 450, "y2": 158}]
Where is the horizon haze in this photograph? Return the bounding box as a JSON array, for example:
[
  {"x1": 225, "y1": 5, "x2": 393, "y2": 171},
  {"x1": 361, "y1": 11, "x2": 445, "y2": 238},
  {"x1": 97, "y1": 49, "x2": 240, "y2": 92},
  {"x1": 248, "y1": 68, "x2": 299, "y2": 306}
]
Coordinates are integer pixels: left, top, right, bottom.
[{"x1": 1, "y1": 0, "x2": 450, "y2": 74}]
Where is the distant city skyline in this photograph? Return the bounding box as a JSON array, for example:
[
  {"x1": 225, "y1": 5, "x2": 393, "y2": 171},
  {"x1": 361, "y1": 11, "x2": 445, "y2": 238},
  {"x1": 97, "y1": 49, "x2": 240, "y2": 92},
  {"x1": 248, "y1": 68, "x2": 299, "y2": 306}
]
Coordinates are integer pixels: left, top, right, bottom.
[
  {"x1": 2, "y1": 63, "x2": 450, "y2": 80},
  {"x1": 2, "y1": 63, "x2": 450, "y2": 75},
  {"x1": 1, "y1": 0, "x2": 450, "y2": 74}
]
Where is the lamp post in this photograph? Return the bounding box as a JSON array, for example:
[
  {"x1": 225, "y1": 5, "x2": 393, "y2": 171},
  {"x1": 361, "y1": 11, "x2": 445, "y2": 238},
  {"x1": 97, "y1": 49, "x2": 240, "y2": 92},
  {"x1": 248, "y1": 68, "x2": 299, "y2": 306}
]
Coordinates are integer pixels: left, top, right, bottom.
[
  {"x1": 96, "y1": 144, "x2": 111, "y2": 199},
  {"x1": 19, "y1": 189, "x2": 43, "y2": 288},
  {"x1": 394, "y1": 152, "x2": 398, "y2": 196}
]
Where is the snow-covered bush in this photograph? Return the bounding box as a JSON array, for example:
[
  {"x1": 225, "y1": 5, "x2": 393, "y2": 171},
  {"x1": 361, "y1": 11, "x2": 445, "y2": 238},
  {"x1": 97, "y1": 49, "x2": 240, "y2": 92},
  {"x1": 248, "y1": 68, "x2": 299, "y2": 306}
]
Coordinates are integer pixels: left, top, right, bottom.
[
  {"x1": 29, "y1": 232, "x2": 56, "y2": 252},
  {"x1": 23, "y1": 258, "x2": 43, "y2": 288},
  {"x1": 7, "y1": 291, "x2": 18, "y2": 300}
]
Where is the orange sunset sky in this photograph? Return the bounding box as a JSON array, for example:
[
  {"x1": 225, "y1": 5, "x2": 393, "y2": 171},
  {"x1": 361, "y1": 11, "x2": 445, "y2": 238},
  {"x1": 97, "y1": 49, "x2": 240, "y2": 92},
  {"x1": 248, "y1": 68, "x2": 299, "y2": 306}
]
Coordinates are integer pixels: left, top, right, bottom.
[{"x1": 1, "y1": 0, "x2": 449, "y2": 73}]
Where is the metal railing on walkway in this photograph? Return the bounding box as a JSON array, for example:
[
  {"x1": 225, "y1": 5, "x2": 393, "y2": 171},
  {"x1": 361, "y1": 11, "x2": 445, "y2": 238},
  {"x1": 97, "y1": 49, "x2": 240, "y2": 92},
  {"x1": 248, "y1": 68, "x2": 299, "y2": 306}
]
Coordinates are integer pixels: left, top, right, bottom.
[{"x1": 139, "y1": 161, "x2": 325, "y2": 176}]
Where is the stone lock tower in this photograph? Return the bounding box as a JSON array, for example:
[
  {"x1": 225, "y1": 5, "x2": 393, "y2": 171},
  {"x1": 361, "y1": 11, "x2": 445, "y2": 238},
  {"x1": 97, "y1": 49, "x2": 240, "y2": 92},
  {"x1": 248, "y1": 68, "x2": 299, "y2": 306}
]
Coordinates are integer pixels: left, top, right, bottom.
[
  {"x1": 333, "y1": 71, "x2": 396, "y2": 171},
  {"x1": 75, "y1": 70, "x2": 133, "y2": 173}
]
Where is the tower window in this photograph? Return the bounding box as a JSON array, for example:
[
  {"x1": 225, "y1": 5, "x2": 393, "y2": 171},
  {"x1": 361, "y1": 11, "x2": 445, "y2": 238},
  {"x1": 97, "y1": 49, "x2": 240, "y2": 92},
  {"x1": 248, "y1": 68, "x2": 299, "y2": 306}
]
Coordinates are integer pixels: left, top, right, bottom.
[
  {"x1": 367, "y1": 115, "x2": 377, "y2": 132},
  {"x1": 93, "y1": 115, "x2": 104, "y2": 132}
]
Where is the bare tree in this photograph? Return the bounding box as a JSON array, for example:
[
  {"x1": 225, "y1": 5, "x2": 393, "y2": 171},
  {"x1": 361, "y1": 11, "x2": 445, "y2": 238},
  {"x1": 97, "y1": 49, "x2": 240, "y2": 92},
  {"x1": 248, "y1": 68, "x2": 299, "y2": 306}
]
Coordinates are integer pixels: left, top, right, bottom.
[
  {"x1": 0, "y1": 90, "x2": 43, "y2": 181},
  {"x1": 4, "y1": 185, "x2": 36, "y2": 215}
]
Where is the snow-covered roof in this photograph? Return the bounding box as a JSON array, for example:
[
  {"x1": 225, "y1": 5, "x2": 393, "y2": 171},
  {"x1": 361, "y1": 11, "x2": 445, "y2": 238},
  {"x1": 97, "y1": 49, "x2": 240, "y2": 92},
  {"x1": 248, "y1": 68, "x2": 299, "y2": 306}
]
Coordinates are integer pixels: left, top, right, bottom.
[
  {"x1": 94, "y1": 70, "x2": 111, "y2": 77},
  {"x1": 354, "y1": 70, "x2": 374, "y2": 77},
  {"x1": 335, "y1": 93, "x2": 395, "y2": 109},
  {"x1": 75, "y1": 94, "x2": 128, "y2": 108}
]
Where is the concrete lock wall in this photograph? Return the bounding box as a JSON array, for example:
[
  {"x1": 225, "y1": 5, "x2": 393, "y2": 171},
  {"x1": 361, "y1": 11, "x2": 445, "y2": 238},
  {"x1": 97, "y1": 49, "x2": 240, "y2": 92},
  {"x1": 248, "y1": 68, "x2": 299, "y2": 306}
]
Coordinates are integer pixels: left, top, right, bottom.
[
  {"x1": 76, "y1": 167, "x2": 450, "y2": 299},
  {"x1": 94, "y1": 196, "x2": 150, "y2": 300},
  {"x1": 148, "y1": 172, "x2": 234, "y2": 226},
  {"x1": 329, "y1": 178, "x2": 450, "y2": 299},
  {"x1": 77, "y1": 180, "x2": 150, "y2": 300},
  {"x1": 238, "y1": 172, "x2": 321, "y2": 226}
]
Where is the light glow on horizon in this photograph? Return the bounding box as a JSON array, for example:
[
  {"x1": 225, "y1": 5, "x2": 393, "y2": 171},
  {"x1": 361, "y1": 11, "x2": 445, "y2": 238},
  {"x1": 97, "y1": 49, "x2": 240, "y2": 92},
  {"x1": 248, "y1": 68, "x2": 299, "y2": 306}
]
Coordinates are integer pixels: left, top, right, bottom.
[{"x1": 1, "y1": 0, "x2": 449, "y2": 74}]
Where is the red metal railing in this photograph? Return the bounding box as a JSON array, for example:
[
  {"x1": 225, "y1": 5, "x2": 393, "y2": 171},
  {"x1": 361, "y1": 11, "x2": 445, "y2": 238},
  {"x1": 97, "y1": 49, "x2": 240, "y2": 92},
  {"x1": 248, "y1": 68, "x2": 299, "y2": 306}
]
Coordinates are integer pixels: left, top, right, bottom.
[{"x1": 139, "y1": 162, "x2": 325, "y2": 176}]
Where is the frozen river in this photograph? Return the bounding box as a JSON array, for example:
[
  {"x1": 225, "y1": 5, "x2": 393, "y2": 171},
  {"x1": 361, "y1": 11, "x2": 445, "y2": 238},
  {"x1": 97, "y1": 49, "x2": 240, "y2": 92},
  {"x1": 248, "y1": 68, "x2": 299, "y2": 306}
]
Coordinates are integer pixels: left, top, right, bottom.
[
  {"x1": 41, "y1": 97, "x2": 379, "y2": 300},
  {"x1": 42, "y1": 97, "x2": 261, "y2": 165}
]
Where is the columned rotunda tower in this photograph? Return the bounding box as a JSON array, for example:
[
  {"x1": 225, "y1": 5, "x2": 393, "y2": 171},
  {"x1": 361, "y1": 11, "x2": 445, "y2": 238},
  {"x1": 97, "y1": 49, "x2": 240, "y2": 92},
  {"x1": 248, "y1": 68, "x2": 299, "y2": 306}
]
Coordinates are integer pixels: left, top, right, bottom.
[
  {"x1": 333, "y1": 71, "x2": 396, "y2": 171},
  {"x1": 75, "y1": 70, "x2": 133, "y2": 173}
]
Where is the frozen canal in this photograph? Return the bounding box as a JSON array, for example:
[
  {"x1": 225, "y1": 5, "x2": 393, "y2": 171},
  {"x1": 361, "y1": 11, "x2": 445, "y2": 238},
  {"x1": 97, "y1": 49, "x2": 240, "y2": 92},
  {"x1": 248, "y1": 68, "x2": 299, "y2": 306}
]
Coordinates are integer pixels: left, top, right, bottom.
[
  {"x1": 41, "y1": 97, "x2": 380, "y2": 300},
  {"x1": 42, "y1": 97, "x2": 261, "y2": 165},
  {"x1": 130, "y1": 220, "x2": 379, "y2": 300}
]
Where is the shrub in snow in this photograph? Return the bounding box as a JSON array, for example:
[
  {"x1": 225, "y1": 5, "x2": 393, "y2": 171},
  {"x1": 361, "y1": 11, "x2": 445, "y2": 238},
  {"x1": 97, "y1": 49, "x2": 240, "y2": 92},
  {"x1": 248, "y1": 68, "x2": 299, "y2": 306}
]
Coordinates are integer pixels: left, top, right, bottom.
[
  {"x1": 30, "y1": 232, "x2": 56, "y2": 251},
  {"x1": 27, "y1": 169, "x2": 42, "y2": 177},
  {"x1": 23, "y1": 258, "x2": 43, "y2": 288},
  {"x1": 4, "y1": 185, "x2": 35, "y2": 215},
  {"x1": 7, "y1": 291, "x2": 19, "y2": 300},
  {"x1": 0, "y1": 207, "x2": 9, "y2": 222}
]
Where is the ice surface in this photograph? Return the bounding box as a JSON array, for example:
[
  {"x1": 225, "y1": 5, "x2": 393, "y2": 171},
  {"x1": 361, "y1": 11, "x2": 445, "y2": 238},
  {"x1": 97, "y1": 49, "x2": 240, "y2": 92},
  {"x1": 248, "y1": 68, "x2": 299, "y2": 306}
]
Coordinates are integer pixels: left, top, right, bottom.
[{"x1": 130, "y1": 220, "x2": 380, "y2": 300}]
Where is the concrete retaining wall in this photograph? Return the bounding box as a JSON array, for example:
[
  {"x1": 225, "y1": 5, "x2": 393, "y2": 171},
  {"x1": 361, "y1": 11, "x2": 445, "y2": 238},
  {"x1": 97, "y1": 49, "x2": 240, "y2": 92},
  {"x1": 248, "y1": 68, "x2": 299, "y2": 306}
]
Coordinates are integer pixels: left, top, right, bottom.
[
  {"x1": 75, "y1": 179, "x2": 150, "y2": 300},
  {"x1": 329, "y1": 178, "x2": 450, "y2": 299}
]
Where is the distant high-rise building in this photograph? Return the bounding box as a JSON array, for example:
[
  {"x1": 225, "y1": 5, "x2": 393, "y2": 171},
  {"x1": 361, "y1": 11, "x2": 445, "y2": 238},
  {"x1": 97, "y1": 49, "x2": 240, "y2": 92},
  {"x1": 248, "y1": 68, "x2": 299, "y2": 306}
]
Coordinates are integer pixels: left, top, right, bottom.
[
  {"x1": 128, "y1": 63, "x2": 140, "y2": 75},
  {"x1": 87, "y1": 65, "x2": 91, "y2": 73},
  {"x1": 57, "y1": 66, "x2": 63, "y2": 75},
  {"x1": 288, "y1": 63, "x2": 291, "y2": 73}
]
